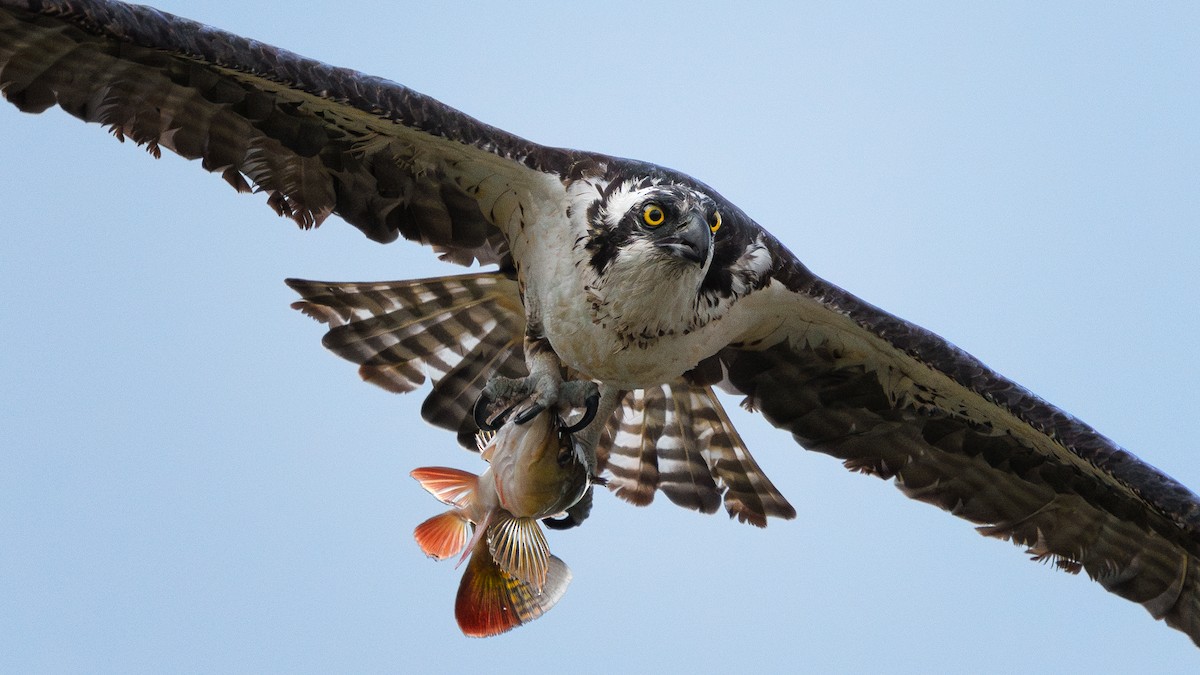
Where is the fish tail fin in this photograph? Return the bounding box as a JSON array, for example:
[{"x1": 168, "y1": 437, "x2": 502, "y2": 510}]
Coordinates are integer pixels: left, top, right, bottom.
[
  {"x1": 413, "y1": 510, "x2": 471, "y2": 561},
  {"x1": 487, "y1": 515, "x2": 551, "y2": 591},
  {"x1": 455, "y1": 538, "x2": 572, "y2": 638},
  {"x1": 410, "y1": 466, "x2": 477, "y2": 507}
]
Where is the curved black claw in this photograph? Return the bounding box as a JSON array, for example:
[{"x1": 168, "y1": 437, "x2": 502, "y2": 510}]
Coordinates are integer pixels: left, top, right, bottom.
[
  {"x1": 561, "y1": 390, "x2": 601, "y2": 434},
  {"x1": 473, "y1": 393, "x2": 524, "y2": 432},
  {"x1": 512, "y1": 401, "x2": 548, "y2": 426},
  {"x1": 543, "y1": 485, "x2": 594, "y2": 530},
  {"x1": 472, "y1": 391, "x2": 501, "y2": 431}
]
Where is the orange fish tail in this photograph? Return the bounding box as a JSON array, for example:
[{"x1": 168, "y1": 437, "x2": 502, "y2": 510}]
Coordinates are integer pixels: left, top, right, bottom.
[
  {"x1": 454, "y1": 541, "x2": 572, "y2": 638},
  {"x1": 413, "y1": 510, "x2": 471, "y2": 560}
]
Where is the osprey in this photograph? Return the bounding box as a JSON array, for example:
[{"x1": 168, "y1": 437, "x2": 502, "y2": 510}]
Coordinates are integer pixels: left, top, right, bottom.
[{"x1": 1, "y1": 0, "x2": 1198, "y2": 649}]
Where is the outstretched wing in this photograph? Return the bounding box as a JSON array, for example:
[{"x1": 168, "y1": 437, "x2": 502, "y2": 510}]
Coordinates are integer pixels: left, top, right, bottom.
[
  {"x1": 8, "y1": 0, "x2": 1197, "y2": 648},
  {"x1": 697, "y1": 228, "x2": 1200, "y2": 643},
  {"x1": 0, "y1": 0, "x2": 601, "y2": 266}
]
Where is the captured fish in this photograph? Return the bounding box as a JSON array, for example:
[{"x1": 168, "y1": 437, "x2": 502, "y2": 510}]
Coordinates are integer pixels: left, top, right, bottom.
[{"x1": 411, "y1": 406, "x2": 592, "y2": 637}]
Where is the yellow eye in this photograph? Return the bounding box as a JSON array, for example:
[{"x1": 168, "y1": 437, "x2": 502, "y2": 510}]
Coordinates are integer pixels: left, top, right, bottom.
[
  {"x1": 709, "y1": 211, "x2": 722, "y2": 233},
  {"x1": 642, "y1": 204, "x2": 666, "y2": 227}
]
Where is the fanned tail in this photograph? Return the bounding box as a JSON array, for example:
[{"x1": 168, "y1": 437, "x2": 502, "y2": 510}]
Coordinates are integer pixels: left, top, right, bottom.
[
  {"x1": 454, "y1": 539, "x2": 571, "y2": 638},
  {"x1": 600, "y1": 381, "x2": 795, "y2": 526}
]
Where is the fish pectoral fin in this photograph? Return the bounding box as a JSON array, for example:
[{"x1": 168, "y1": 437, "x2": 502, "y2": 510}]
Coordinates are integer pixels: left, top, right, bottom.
[
  {"x1": 487, "y1": 515, "x2": 550, "y2": 591},
  {"x1": 413, "y1": 510, "x2": 471, "y2": 561},
  {"x1": 455, "y1": 548, "x2": 573, "y2": 638},
  {"x1": 410, "y1": 466, "x2": 477, "y2": 507}
]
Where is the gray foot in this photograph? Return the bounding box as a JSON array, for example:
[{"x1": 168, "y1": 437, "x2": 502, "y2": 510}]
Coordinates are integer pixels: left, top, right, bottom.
[{"x1": 473, "y1": 374, "x2": 600, "y2": 434}]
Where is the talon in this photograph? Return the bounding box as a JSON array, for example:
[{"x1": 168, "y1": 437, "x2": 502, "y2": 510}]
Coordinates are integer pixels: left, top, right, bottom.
[
  {"x1": 472, "y1": 391, "x2": 501, "y2": 431},
  {"x1": 561, "y1": 390, "x2": 601, "y2": 434},
  {"x1": 473, "y1": 391, "x2": 524, "y2": 431},
  {"x1": 512, "y1": 402, "x2": 547, "y2": 425},
  {"x1": 543, "y1": 485, "x2": 594, "y2": 530},
  {"x1": 541, "y1": 513, "x2": 574, "y2": 530}
]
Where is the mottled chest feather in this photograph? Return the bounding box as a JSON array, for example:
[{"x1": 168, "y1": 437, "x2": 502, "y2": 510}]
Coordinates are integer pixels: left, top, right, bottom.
[{"x1": 565, "y1": 176, "x2": 775, "y2": 349}]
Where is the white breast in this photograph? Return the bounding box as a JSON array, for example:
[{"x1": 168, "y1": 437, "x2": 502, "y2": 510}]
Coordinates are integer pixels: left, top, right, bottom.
[{"x1": 511, "y1": 180, "x2": 764, "y2": 389}]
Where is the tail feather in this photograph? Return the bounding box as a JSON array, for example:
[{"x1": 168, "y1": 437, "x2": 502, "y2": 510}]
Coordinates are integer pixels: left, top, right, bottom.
[
  {"x1": 599, "y1": 388, "x2": 663, "y2": 507},
  {"x1": 693, "y1": 385, "x2": 797, "y2": 526},
  {"x1": 413, "y1": 510, "x2": 471, "y2": 561},
  {"x1": 601, "y1": 381, "x2": 795, "y2": 526},
  {"x1": 455, "y1": 541, "x2": 571, "y2": 638}
]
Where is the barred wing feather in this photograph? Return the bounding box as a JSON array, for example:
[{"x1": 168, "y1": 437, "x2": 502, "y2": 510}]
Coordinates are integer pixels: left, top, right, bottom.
[{"x1": 287, "y1": 273, "x2": 526, "y2": 448}]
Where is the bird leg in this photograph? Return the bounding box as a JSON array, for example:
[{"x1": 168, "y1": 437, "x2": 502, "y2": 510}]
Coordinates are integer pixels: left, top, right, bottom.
[
  {"x1": 474, "y1": 336, "x2": 600, "y2": 434},
  {"x1": 474, "y1": 339, "x2": 624, "y2": 476},
  {"x1": 473, "y1": 345, "x2": 622, "y2": 530},
  {"x1": 568, "y1": 383, "x2": 621, "y2": 475}
]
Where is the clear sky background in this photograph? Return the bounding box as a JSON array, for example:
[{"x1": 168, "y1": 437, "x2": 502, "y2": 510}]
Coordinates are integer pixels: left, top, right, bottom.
[{"x1": 2, "y1": 1, "x2": 1199, "y2": 672}]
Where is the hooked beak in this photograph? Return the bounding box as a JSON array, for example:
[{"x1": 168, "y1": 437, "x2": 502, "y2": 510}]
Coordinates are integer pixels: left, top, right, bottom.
[{"x1": 656, "y1": 215, "x2": 711, "y2": 264}]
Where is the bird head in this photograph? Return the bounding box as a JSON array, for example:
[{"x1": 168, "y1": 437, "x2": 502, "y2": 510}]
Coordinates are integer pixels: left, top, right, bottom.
[
  {"x1": 629, "y1": 190, "x2": 722, "y2": 266},
  {"x1": 574, "y1": 176, "x2": 766, "y2": 346},
  {"x1": 584, "y1": 181, "x2": 723, "y2": 276}
]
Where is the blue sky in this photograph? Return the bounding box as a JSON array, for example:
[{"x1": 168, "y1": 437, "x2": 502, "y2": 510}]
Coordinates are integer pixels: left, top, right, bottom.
[{"x1": 2, "y1": 1, "x2": 1199, "y2": 671}]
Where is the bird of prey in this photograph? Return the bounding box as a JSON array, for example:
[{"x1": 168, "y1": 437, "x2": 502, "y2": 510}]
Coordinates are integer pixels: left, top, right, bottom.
[{"x1": 1, "y1": 0, "x2": 1198, "y2": 651}]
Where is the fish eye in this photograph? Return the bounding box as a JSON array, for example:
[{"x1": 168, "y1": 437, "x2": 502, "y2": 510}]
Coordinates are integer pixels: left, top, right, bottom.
[
  {"x1": 557, "y1": 445, "x2": 574, "y2": 467},
  {"x1": 642, "y1": 203, "x2": 666, "y2": 227},
  {"x1": 556, "y1": 429, "x2": 575, "y2": 466},
  {"x1": 709, "y1": 210, "x2": 722, "y2": 233}
]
